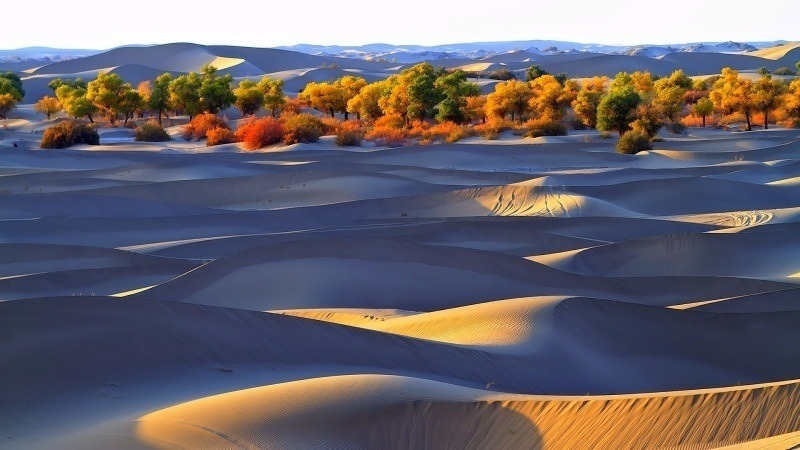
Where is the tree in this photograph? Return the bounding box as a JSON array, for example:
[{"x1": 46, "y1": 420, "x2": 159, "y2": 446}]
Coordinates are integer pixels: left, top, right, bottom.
[
  {"x1": 257, "y1": 77, "x2": 285, "y2": 117},
  {"x1": 796, "y1": 60, "x2": 800, "y2": 75},
  {"x1": 347, "y1": 81, "x2": 386, "y2": 121},
  {"x1": 86, "y1": 73, "x2": 136, "y2": 125},
  {"x1": 136, "y1": 81, "x2": 152, "y2": 118},
  {"x1": 55, "y1": 85, "x2": 96, "y2": 123},
  {"x1": 118, "y1": 90, "x2": 144, "y2": 126},
  {"x1": 48, "y1": 78, "x2": 86, "y2": 93},
  {"x1": 150, "y1": 73, "x2": 173, "y2": 126},
  {"x1": 0, "y1": 72, "x2": 24, "y2": 99},
  {"x1": 571, "y1": 76, "x2": 608, "y2": 128},
  {"x1": 692, "y1": 97, "x2": 714, "y2": 127},
  {"x1": 710, "y1": 68, "x2": 756, "y2": 131},
  {"x1": 34, "y1": 96, "x2": 62, "y2": 119},
  {"x1": 299, "y1": 81, "x2": 345, "y2": 117},
  {"x1": 597, "y1": 85, "x2": 641, "y2": 136},
  {"x1": 653, "y1": 70, "x2": 692, "y2": 124},
  {"x1": 783, "y1": 79, "x2": 800, "y2": 123},
  {"x1": 525, "y1": 65, "x2": 548, "y2": 81},
  {"x1": 170, "y1": 72, "x2": 202, "y2": 118},
  {"x1": 758, "y1": 67, "x2": 770, "y2": 77},
  {"x1": 465, "y1": 95, "x2": 487, "y2": 124},
  {"x1": 403, "y1": 63, "x2": 443, "y2": 122},
  {"x1": 753, "y1": 75, "x2": 786, "y2": 129},
  {"x1": 199, "y1": 65, "x2": 235, "y2": 114},
  {"x1": 486, "y1": 79, "x2": 532, "y2": 121},
  {"x1": 233, "y1": 80, "x2": 264, "y2": 117},
  {"x1": 528, "y1": 74, "x2": 577, "y2": 121},
  {"x1": 334, "y1": 76, "x2": 367, "y2": 120},
  {"x1": 434, "y1": 70, "x2": 480, "y2": 123},
  {"x1": 0, "y1": 94, "x2": 16, "y2": 119}
]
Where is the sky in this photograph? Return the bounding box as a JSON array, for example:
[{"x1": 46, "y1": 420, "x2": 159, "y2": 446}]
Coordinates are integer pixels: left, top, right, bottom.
[{"x1": 4, "y1": 0, "x2": 799, "y2": 50}]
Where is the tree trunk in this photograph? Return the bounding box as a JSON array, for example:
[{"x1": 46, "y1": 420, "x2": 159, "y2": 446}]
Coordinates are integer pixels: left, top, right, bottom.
[
  {"x1": 764, "y1": 109, "x2": 769, "y2": 130},
  {"x1": 702, "y1": 115, "x2": 706, "y2": 127},
  {"x1": 344, "y1": 111, "x2": 349, "y2": 121},
  {"x1": 157, "y1": 111, "x2": 163, "y2": 126},
  {"x1": 87, "y1": 115, "x2": 94, "y2": 124},
  {"x1": 745, "y1": 112, "x2": 752, "y2": 131},
  {"x1": 272, "y1": 108, "x2": 277, "y2": 118}
]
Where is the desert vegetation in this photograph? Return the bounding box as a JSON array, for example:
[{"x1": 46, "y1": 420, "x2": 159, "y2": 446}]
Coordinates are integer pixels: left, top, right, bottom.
[{"x1": 9, "y1": 59, "x2": 797, "y2": 152}]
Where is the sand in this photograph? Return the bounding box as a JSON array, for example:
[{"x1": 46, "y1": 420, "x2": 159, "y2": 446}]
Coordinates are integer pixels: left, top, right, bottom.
[{"x1": 2, "y1": 82, "x2": 800, "y2": 449}]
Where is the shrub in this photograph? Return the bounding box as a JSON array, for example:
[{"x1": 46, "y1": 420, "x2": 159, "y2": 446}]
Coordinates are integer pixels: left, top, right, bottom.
[
  {"x1": 774, "y1": 67, "x2": 794, "y2": 76},
  {"x1": 235, "y1": 117, "x2": 284, "y2": 150},
  {"x1": 320, "y1": 117, "x2": 344, "y2": 135},
  {"x1": 40, "y1": 120, "x2": 100, "y2": 149},
  {"x1": 182, "y1": 113, "x2": 228, "y2": 140},
  {"x1": 334, "y1": 121, "x2": 364, "y2": 146},
  {"x1": 366, "y1": 125, "x2": 408, "y2": 147},
  {"x1": 206, "y1": 126, "x2": 236, "y2": 146},
  {"x1": 680, "y1": 114, "x2": 719, "y2": 127},
  {"x1": 520, "y1": 118, "x2": 567, "y2": 138},
  {"x1": 616, "y1": 129, "x2": 652, "y2": 154},
  {"x1": 373, "y1": 113, "x2": 406, "y2": 129},
  {"x1": 135, "y1": 121, "x2": 171, "y2": 142},
  {"x1": 282, "y1": 113, "x2": 324, "y2": 144},
  {"x1": 667, "y1": 122, "x2": 687, "y2": 134}
]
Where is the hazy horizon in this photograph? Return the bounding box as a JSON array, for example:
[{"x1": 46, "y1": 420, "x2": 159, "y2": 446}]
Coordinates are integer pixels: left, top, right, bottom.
[{"x1": 5, "y1": 0, "x2": 799, "y2": 50}]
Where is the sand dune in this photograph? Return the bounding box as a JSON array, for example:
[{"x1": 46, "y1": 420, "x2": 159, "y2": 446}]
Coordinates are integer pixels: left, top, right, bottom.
[{"x1": 2, "y1": 110, "x2": 800, "y2": 448}]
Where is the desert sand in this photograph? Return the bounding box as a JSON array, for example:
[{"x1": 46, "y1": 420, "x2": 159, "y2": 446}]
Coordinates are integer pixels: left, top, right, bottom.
[{"x1": 2, "y1": 40, "x2": 800, "y2": 449}]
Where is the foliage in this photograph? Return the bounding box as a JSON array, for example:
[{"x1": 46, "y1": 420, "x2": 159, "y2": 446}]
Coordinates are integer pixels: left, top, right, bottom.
[
  {"x1": 691, "y1": 97, "x2": 715, "y2": 127},
  {"x1": 40, "y1": 120, "x2": 99, "y2": 148},
  {"x1": 299, "y1": 81, "x2": 345, "y2": 117},
  {"x1": 653, "y1": 70, "x2": 691, "y2": 123},
  {"x1": 373, "y1": 113, "x2": 406, "y2": 130},
  {"x1": 597, "y1": 85, "x2": 641, "y2": 135},
  {"x1": 616, "y1": 129, "x2": 652, "y2": 154},
  {"x1": 486, "y1": 79, "x2": 532, "y2": 121},
  {"x1": 365, "y1": 125, "x2": 408, "y2": 147},
  {"x1": 520, "y1": 118, "x2": 567, "y2": 138},
  {"x1": 33, "y1": 95, "x2": 63, "y2": 120},
  {"x1": 47, "y1": 78, "x2": 86, "y2": 93},
  {"x1": 774, "y1": 67, "x2": 794, "y2": 76},
  {"x1": 235, "y1": 117, "x2": 284, "y2": 150},
  {"x1": 205, "y1": 127, "x2": 236, "y2": 146},
  {"x1": 486, "y1": 68, "x2": 516, "y2": 80},
  {"x1": 465, "y1": 95, "x2": 487, "y2": 124},
  {"x1": 86, "y1": 73, "x2": 138, "y2": 125},
  {"x1": 170, "y1": 72, "x2": 202, "y2": 118},
  {"x1": 183, "y1": 113, "x2": 229, "y2": 140},
  {"x1": 334, "y1": 76, "x2": 367, "y2": 120},
  {"x1": 199, "y1": 65, "x2": 235, "y2": 114},
  {"x1": 55, "y1": 85, "x2": 96, "y2": 122},
  {"x1": 435, "y1": 70, "x2": 480, "y2": 123},
  {"x1": 752, "y1": 75, "x2": 786, "y2": 129},
  {"x1": 135, "y1": 121, "x2": 171, "y2": 142},
  {"x1": 0, "y1": 71, "x2": 24, "y2": 99},
  {"x1": 710, "y1": 68, "x2": 756, "y2": 130},
  {"x1": 257, "y1": 78, "x2": 285, "y2": 117},
  {"x1": 0, "y1": 94, "x2": 17, "y2": 119},
  {"x1": 233, "y1": 80, "x2": 264, "y2": 117},
  {"x1": 525, "y1": 65, "x2": 549, "y2": 81},
  {"x1": 347, "y1": 81, "x2": 387, "y2": 121},
  {"x1": 529, "y1": 75, "x2": 578, "y2": 121},
  {"x1": 571, "y1": 76, "x2": 608, "y2": 128},
  {"x1": 334, "y1": 121, "x2": 365, "y2": 146},
  {"x1": 282, "y1": 113, "x2": 324, "y2": 144},
  {"x1": 150, "y1": 73, "x2": 173, "y2": 125}
]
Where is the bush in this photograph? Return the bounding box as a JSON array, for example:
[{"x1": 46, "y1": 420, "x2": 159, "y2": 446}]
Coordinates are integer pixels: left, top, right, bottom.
[
  {"x1": 373, "y1": 113, "x2": 406, "y2": 129},
  {"x1": 680, "y1": 114, "x2": 719, "y2": 128},
  {"x1": 366, "y1": 125, "x2": 408, "y2": 147},
  {"x1": 40, "y1": 120, "x2": 100, "y2": 149},
  {"x1": 774, "y1": 67, "x2": 794, "y2": 76},
  {"x1": 616, "y1": 130, "x2": 652, "y2": 154},
  {"x1": 235, "y1": 117, "x2": 284, "y2": 150},
  {"x1": 667, "y1": 122, "x2": 687, "y2": 134},
  {"x1": 206, "y1": 126, "x2": 236, "y2": 146},
  {"x1": 520, "y1": 118, "x2": 567, "y2": 138},
  {"x1": 321, "y1": 117, "x2": 344, "y2": 135},
  {"x1": 334, "y1": 121, "x2": 364, "y2": 146},
  {"x1": 183, "y1": 113, "x2": 228, "y2": 140},
  {"x1": 282, "y1": 113, "x2": 324, "y2": 144},
  {"x1": 135, "y1": 121, "x2": 171, "y2": 142}
]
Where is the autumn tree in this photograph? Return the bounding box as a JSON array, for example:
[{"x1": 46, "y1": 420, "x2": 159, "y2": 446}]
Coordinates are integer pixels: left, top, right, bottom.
[
  {"x1": 710, "y1": 68, "x2": 756, "y2": 131},
  {"x1": 34, "y1": 96, "x2": 62, "y2": 119},
  {"x1": 528, "y1": 74, "x2": 577, "y2": 120},
  {"x1": 150, "y1": 73, "x2": 173, "y2": 126},
  {"x1": 199, "y1": 65, "x2": 235, "y2": 114},
  {"x1": 299, "y1": 81, "x2": 345, "y2": 117},
  {"x1": 596, "y1": 85, "x2": 641, "y2": 136},
  {"x1": 752, "y1": 74, "x2": 786, "y2": 129},
  {"x1": 118, "y1": 90, "x2": 144, "y2": 126},
  {"x1": 233, "y1": 80, "x2": 264, "y2": 117},
  {"x1": 136, "y1": 81, "x2": 152, "y2": 118},
  {"x1": 782, "y1": 79, "x2": 800, "y2": 123},
  {"x1": 435, "y1": 70, "x2": 480, "y2": 123},
  {"x1": 0, "y1": 74, "x2": 24, "y2": 119},
  {"x1": 571, "y1": 76, "x2": 608, "y2": 128},
  {"x1": 86, "y1": 73, "x2": 137, "y2": 125},
  {"x1": 257, "y1": 77, "x2": 285, "y2": 117},
  {"x1": 486, "y1": 79, "x2": 532, "y2": 121},
  {"x1": 0, "y1": 94, "x2": 17, "y2": 119},
  {"x1": 347, "y1": 80, "x2": 387, "y2": 121},
  {"x1": 334, "y1": 76, "x2": 367, "y2": 120},
  {"x1": 465, "y1": 95, "x2": 487, "y2": 124},
  {"x1": 55, "y1": 85, "x2": 96, "y2": 123},
  {"x1": 692, "y1": 97, "x2": 714, "y2": 127},
  {"x1": 653, "y1": 70, "x2": 692, "y2": 124},
  {"x1": 170, "y1": 72, "x2": 202, "y2": 118}
]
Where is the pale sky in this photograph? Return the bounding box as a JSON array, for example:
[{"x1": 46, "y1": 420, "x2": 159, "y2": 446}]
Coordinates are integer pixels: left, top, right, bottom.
[{"x1": 4, "y1": 0, "x2": 799, "y2": 49}]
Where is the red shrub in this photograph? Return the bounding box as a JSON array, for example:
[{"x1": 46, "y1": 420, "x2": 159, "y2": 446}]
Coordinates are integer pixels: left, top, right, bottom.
[
  {"x1": 366, "y1": 125, "x2": 408, "y2": 147},
  {"x1": 206, "y1": 126, "x2": 236, "y2": 146},
  {"x1": 235, "y1": 117, "x2": 284, "y2": 151},
  {"x1": 183, "y1": 113, "x2": 229, "y2": 140}
]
